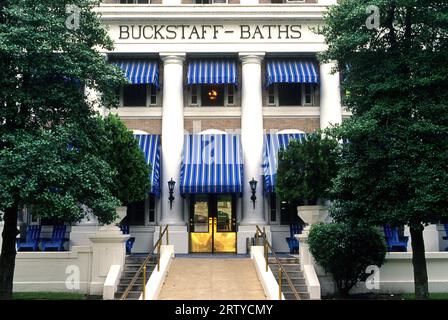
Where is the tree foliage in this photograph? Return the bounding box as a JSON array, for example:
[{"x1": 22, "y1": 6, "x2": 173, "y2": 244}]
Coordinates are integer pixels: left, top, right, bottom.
[
  {"x1": 0, "y1": 123, "x2": 120, "y2": 224},
  {"x1": 0, "y1": 0, "x2": 128, "y2": 298},
  {"x1": 276, "y1": 130, "x2": 340, "y2": 205},
  {"x1": 103, "y1": 114, "x2": 151, "y2": 206},
  {"x1": 308, "y1": 222, "x2": 387, "y2": 296},
  {"x1": 319, "y1": 0, "x2": 448, "y2": 299}
]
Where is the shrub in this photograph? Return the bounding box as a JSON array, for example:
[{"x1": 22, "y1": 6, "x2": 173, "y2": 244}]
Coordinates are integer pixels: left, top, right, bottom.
[
  {"x1": 103, "y1": 114, "x2": 151, "y2": 206},
  {"x1": 276, "y1": 130, "x2": 339, "y2": 205},
  {"x1": 307, "y1": 222, "x2": 387, "y2": 296}
]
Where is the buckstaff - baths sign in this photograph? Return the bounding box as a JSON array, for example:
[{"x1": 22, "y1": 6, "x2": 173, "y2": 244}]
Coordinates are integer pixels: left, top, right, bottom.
[{"x1": 117, "y1": 24, "x2": 303, "y2": 41}]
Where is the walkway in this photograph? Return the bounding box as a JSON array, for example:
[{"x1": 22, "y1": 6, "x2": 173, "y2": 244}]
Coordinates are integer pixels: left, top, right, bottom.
[{"x1": 158, "y1": 258, "x2": 267, "y2": 300}]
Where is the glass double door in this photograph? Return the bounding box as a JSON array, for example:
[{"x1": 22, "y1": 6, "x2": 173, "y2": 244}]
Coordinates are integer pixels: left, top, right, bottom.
[{"x1": 189, "y1": 194, "x2": 236, "y2": 253}]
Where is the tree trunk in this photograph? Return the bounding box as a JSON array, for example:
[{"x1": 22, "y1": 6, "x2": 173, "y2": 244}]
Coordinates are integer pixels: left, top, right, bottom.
[
  {"x1": 0, "y1": 204, "x2": 19, "y2": 299},
  {"x1": 409, "y1": 225, "x2": 429, "y2": 299}
]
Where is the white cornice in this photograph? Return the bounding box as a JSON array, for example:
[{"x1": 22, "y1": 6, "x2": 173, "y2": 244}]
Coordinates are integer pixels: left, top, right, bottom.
[{"x1": 95, "y1": 5, "x2": 328, "y2": 21}]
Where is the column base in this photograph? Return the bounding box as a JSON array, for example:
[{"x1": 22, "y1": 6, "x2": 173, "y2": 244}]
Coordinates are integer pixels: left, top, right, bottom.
[
  {"x1": 237, "y1": 225, "x2": 271, "y2": 254},
  {"x1": 154, "y1": 225, "x2": 189, "y2": 254}
]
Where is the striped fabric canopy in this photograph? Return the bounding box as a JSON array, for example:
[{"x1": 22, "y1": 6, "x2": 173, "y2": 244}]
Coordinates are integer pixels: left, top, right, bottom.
[
  {"x1": 112, "y1": 60, "x2": 159, "y2": 87},
  {"x1": 187, "y1": 59, "x2": 237, "y2": 85},
  {"x1": 180, "y1": 134, "x2": 244, "y2": 194},
  {"x1": 134, "y1": 134, "x2": 161, "y2": 197},
  {"x1": 266, "y1": 60, "x2": 319, "y2": 86},
  {"x1": 262, "y1": 133, "x2": 307, "y2": 193}
]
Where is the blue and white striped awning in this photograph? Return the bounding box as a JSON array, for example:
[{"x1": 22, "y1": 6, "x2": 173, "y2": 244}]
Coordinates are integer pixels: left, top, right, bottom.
[
  {"x1": 134, "y1": 134, "x2": 161, "y2": 196},
  {"x1": 112, "y1": 60, "x2": 159, "y2": 87},
  {"x1": 180, "y1": 134, "x2": 244, "y2": 194},
  {"x1": 262, "y1": 133, "x2": 307, "y2": 193},
  {"x1": 187, "y1": 59, "x2": 237, "y2": 85},
  {"x1": 266, "y1": 60, "x2": 319, "y2": 86}
]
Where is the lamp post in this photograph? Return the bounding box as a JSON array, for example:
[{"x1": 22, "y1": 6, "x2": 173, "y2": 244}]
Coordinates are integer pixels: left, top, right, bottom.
[
  {"x1": 249, "y1": 178, "x2": 257, "y2": 209},
  {"x1": 168, "y1": 178, "x2": 176, "y2": 210}
]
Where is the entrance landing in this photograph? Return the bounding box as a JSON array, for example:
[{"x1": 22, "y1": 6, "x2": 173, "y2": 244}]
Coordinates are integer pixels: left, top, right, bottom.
[{"x1": 158, "y1": 258, "x2": 267, "y2": 300}]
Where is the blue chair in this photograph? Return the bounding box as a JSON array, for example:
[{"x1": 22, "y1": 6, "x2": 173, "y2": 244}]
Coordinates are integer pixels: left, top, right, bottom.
[
  {"x1": 16, "y1": 225, "x2": 41, "y2": 251},
  {"x1": 286, "y1": 223, "x2": 303, "y2": 253},
  {"x1": 443, "y1": 224, "x2": 448, "y2": 251},
  {"x1": 383, "y1": 225, "x2": 409, "y2": 252},
  {"x1": 120, "y1": 224, "x2": 136, "y2": 255},
  {"x1": 41, "y1": 225, "x2": 68, "y2": 251}
]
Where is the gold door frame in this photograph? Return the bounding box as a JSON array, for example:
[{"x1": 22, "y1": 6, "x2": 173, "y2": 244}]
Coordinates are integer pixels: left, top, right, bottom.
[{"x1": 189, "y1": 194, "x2": 236, "y2": 253}]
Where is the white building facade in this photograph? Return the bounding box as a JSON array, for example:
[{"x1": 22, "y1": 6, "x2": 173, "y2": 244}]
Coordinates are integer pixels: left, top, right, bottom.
[{"x1": 95, "y1": 0, "x2": 348, "y2": 254}]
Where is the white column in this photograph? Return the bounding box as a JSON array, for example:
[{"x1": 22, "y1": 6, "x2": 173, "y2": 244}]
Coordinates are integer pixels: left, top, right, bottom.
[
  {"x1": 319, "y1": 62, "x2": 342, "y2": 129},
  {"x1": 239, "y1": 53, "x2": 265, "y2": 226},
  {"x1": 159, "y1": 53, "x2": 186, "y2": 226}
]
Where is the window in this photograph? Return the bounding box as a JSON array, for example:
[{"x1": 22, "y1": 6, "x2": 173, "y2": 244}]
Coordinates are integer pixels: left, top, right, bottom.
[
  {"x1": 120, "y1": 0, "x2": 150, "y2": 3},
  {"x1": 227, "y1": 85, "x2": 234, "y2": 105},
  {"x1": 194, "y1": 0, "x2": 227, "y2": 3},
  {"x1": 148, "y1": 195, "x2": 156, "y2": 223},
  {"x1": 269, "y1": 193, "x2": 277, "y2": 222},
  {"x1": 268, "y1": 85, "x2": 276, "y2": 106},
  {"x1": 121, "y1": 84, "x2": 157, "y2": 107},
  {"x1": 280, "y1": 200, "x2": 303, "y2": 225},
  {"x1": 278, "y1": 83, "x2": 302, "y2": 106},
  {"x1": 126, "y1": 200, "x2": 145, "y2": 226},
  {"x1": 189, "y1": 85, "x2": 235, "y2": 107},
  {"x1": 267, "y1": 83, "x2": 315, "y2": 107},
  {"x1": 270, "y1": 0, "x2": 305, "y2": 2},
  {"x1": 201, "y1": 84, "x2": 225, "y2": 107}
]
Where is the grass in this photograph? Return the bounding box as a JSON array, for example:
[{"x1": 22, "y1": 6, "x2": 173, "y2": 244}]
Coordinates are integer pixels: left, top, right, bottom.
[
  {"x1": 12, "y1": 292, "x2": 87, "y2": 300},
  {"x1": 401, "y1": 293, "x2": 448, "y2": 300}
]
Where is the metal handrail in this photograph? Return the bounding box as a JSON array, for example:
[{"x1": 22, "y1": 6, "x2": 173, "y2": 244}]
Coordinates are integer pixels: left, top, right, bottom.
[
  {"x1": 255, "y1": 225, "x2": 301, "y2": 300},
  {"x1": 120, "y1": 225, "x2": 169, "y2": 300}
]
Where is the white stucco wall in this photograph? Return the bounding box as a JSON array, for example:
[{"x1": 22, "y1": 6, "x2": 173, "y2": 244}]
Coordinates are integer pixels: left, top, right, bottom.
[{"x1": 318, "y1": 252, "x2": 448, "y2": 296}]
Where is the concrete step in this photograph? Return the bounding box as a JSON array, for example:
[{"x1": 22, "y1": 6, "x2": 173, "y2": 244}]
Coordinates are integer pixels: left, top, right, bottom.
[
  {"x1": 269, "y1": 264, "x2": 301, "y2": 273},
  {"x1": 118, "y1": 283, "x2": 144, "y2": 292},
  {"x1": 268, "y1": 257, "x2": 300, "y2": 264},
  {"x1": 123, "y1": 264, "x2": 156, "y2": 272},
  {"x1": 125, "y1": 255, "x2": 156, "y2": 263},
  {"x1": 284, "y1": 292, "x2": 310, "y2": 300},
  {"x1": 279, "y1": 284, "x2": 309, "y2": 293},
  {"x1": 115, "y1": 291, "x2": 141, "y2": 300},
  {"x1": 274, "y1": 278, "x2": 306, "y2": 286}
]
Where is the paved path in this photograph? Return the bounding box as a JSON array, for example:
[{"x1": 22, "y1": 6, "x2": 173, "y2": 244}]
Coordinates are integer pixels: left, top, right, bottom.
[{"x1": 158, "y1": 258, "x2": 267, "y2": 300}]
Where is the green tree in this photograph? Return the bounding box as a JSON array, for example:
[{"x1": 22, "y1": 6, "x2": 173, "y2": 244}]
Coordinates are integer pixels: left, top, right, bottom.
[
  {"x1": 308, "y1": 222, "x2": 386, "y2": 297},
  {"x1": 103, "y1": 114, "x2": 151, "y2": 206},
  {"x1": 0, "y1": 0, "x2": 126, "y2": 299},
  {"x1": 319, "y1": 0, "x2": 448, "y2": 299},
  {"x1": 276, "y1": 130, "x2": 340, "y2": 205}
]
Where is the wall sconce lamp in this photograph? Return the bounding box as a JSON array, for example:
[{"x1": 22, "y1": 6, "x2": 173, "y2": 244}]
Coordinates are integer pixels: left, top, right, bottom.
[
  {"x1": 249, "y1": 178, "x2": 257, "y2": 209},
  {"x1": 168, "y1": 178, "x2": 176, "y2": 210}
]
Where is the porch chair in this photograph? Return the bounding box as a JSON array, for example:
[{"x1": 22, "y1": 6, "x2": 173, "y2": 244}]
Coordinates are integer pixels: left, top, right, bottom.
[
  {"x1": 383, "y1": 225, "x2": 409, "y2": 252},
  {"x1": 443, "y1": 224, "x2": 448, "y2": 251},
  {"x1": 41, "y1": 225, "x2": 68, "y2": 251},
  {"x1": 286, "y1": 223, "x2": 303, "y2": 253},
  {"x1": 16, "y1": 225, "x2": 42, "y2": 252},
  {"x1": 120, "y1": 224, "x2": 136, "y2": 255}
]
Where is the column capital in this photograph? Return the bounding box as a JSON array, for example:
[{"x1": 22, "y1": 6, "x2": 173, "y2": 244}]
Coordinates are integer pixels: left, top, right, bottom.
[
  {"x1": 239, "y1": 52, "x2": 265, "y2": 65},
  {"x1": 160, "y1": 53, "x2": 186, "y2": 65}
]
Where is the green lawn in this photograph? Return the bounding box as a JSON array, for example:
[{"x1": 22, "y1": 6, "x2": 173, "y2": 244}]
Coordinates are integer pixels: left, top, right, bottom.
[
  {"x1": 12, "y1": 292, "x2": 87, "y2": 300},
  {"x1": 401, "y1": 293, "x2": 448, "y2": 300}
]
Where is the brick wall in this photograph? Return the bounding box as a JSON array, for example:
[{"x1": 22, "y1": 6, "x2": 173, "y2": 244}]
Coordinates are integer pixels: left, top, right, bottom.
[
  {"x1": 184, "y1": 118, "x2": 241, "y2": 133},
  {"x1": 259, "y1": 0, "x2": 317, "y2": 3},
  {"x1": 263, "y1": 118, "x2": 319, "y2": 133},
  {"x1": 102, "y1": 0, "x2": 161, "y2": 3},
  {"x1": 122, "y1": 118, "x2": 319, "y2": 134},
  {"x1": 122, "y1": 119, "x2": 162, "y2": 134}
]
